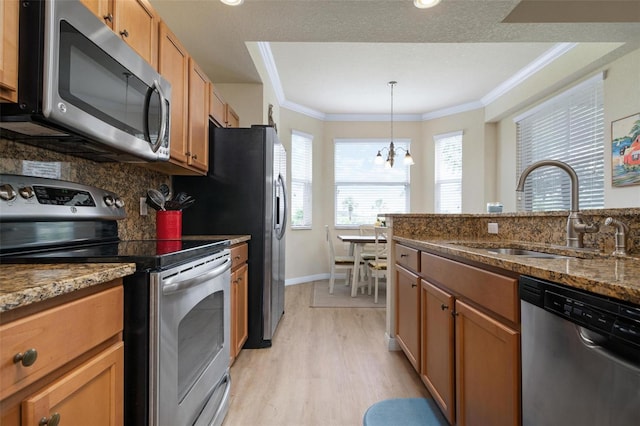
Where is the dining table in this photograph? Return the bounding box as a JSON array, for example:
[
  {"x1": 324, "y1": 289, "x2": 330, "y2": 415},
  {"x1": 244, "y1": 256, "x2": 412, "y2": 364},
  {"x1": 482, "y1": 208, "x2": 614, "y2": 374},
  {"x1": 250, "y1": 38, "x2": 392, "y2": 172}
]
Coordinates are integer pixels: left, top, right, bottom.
[{"x1": 337, "y1": 234, "x2": 388, "y2": 297}]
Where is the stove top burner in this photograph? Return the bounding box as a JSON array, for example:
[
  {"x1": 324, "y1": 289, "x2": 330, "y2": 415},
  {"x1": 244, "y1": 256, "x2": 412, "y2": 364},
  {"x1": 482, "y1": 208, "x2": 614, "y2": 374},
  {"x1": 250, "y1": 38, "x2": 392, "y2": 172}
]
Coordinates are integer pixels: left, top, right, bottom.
[{"x1": 1, "y1": 239, "x2": 230, "y2": 270}]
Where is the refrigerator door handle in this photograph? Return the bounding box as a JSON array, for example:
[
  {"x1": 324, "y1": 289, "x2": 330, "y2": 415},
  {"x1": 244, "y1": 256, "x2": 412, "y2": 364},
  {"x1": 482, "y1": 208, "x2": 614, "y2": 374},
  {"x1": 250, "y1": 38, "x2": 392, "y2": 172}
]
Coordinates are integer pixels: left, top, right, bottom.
[{"x1": 276, "y1": 173, "x2": 287, "y2": 240}]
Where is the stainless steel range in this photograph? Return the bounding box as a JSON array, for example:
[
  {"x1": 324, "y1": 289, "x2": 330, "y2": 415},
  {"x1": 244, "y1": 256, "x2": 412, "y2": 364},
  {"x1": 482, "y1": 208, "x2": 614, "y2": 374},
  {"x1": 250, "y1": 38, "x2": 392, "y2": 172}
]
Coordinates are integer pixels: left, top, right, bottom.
[{"x1": 0, "y1": 174, "x2": 232, "y2": 426}]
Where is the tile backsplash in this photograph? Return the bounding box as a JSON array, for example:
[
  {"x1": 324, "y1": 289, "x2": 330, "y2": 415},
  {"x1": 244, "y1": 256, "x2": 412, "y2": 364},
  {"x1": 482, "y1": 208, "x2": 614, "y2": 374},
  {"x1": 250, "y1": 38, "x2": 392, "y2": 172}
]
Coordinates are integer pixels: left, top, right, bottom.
[{"x1": 1, "y1": 138, "x2": 168, "y2": 240}]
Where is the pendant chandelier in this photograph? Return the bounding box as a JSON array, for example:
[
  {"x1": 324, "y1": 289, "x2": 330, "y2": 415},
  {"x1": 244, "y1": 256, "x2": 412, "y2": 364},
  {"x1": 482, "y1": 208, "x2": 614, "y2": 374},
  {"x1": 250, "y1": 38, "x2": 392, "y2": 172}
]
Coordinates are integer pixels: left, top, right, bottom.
[{"x1": 375, "y1": 81, "x2": 415, "y2": 168}]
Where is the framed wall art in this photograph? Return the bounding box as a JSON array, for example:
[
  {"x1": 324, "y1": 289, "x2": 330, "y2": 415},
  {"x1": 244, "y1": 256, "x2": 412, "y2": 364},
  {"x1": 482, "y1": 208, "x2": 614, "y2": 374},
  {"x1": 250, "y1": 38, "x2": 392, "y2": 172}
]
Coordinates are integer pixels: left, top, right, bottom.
[{"x1": 611, "y1": 113, "x2": 640, "y2": 187}]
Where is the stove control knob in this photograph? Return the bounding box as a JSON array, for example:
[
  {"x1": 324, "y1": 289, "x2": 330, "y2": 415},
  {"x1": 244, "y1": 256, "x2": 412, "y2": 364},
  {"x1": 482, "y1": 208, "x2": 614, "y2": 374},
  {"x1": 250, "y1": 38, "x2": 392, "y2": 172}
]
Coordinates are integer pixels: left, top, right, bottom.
[
  {"x1": 114, "y1": 198, "x2": 125, "y2": 208},
  {"x1": 0, "y1": 184, "x2": 17, "y2": 201},
  {"x1": 103, "y1": 195, "x2": 115, "y2": 206},
  {"x1": 19, "y1": 186, "x2": 35, "y2": 199}
]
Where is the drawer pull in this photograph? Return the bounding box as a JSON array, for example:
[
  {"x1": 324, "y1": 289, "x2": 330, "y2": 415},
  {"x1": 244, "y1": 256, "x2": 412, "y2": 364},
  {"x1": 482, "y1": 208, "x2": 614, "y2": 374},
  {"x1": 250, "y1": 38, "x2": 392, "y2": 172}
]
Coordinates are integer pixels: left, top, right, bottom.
[
  {"x1": 440, "y1": 304, "x2": 449, "y2": 311},
  {"x1": 400, "y1": 254, "x2": 408, "y2": 258},
  {"x1": 13, "y1": 348, "x2": 38, "y2": 367},
  {"x1": 234, "y1": 255, "x2": 241, "y2": 260},
  {"x1": 39, "y1": 413, "x2": 60, "y2": 426}
]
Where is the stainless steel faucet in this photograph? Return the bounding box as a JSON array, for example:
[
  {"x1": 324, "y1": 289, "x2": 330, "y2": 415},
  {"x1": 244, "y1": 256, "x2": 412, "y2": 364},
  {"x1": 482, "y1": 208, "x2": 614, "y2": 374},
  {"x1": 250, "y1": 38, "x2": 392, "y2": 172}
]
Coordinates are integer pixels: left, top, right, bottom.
[
  {"x1": 604, "y1": 217, "x2": 630, "y2": 256},
  {"x1": 516, "y1": 160, "x2": 599, "y2": 248}
]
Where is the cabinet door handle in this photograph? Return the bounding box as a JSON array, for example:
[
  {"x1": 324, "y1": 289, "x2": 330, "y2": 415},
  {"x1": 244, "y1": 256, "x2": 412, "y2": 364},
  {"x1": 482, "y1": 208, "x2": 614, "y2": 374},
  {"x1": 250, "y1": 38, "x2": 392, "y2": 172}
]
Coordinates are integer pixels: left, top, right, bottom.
[
  {"x1": 13, "y1": 348, "x2": 38, "y2": 367},
  {"x1": 411, "y1": 283, "x2": 417, "y2": 288},
  {"x1": 39, "y1": 413, "x2": 60, "y2": 426},
  {"x1": 191, "y1": 154, "x2": 198, "y2": 160},
  {"x1": 103, "y1": 13, "x2": 113, "y2": 22},
  {"x1": 400, "y1": 254, "x2": 408, "y2": 258},
  {"x1": 440, "y1": 303, "x2": 449, "y2": 311},
  {"x1": 120, "y1": 29, "x2": 129, "y2": 38},
  {"x1": 185, "y1": 151, "x2": 192, "y2": 157}
]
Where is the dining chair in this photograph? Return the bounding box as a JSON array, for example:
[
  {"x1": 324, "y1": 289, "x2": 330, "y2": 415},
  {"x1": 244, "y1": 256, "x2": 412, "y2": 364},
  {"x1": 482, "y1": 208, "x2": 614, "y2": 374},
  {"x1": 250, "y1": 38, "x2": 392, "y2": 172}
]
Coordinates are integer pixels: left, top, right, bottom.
[
  {"x1": 325, "y1": 225, "x2": 356, "y2": 294},
  {"x1": 367, "y1": 226, "x2": 388, "y2": 303},
  {"x1": 359, "y1": 224, "x2": 377, "y2": 280}
]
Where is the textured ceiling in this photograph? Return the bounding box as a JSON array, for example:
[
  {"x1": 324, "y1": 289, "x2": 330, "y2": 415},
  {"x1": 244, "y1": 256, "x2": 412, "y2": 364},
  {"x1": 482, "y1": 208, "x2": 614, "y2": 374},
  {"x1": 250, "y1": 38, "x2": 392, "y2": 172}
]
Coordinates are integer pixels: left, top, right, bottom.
[{"x1": 150, "y1": 0, "x2": 640, "y2": 116}]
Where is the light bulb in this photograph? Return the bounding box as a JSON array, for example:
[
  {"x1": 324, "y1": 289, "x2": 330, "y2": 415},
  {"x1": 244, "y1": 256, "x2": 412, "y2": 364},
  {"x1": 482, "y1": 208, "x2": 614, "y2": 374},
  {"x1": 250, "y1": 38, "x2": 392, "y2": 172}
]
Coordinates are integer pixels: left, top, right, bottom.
[
  {"x1": 220, "y1": 0, "x2": 244, "y2": 5},
  {"x1": 414, "y1": 0, "x2": 441, "y2": 9},
  {"x1": 374, "y1": 151, "x2": 384, "y2": 165}
]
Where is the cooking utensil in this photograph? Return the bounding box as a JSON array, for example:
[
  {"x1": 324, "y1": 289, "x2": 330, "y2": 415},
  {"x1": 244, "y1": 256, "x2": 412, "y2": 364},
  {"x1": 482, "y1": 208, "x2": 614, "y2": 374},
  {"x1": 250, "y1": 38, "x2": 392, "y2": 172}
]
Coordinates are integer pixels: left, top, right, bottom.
[
  {"x1": 164, "y1": 200, "x2": 182, "y2": 210},
  {"x1": 159, "y1": 183, "x2": 172, "y2": 200},
  {"x1": 178, "y1": 198, "x2": 195, "y2": 210},
  {"x1": 146, "y1": 189, "x2": 166, "y2": 211}
]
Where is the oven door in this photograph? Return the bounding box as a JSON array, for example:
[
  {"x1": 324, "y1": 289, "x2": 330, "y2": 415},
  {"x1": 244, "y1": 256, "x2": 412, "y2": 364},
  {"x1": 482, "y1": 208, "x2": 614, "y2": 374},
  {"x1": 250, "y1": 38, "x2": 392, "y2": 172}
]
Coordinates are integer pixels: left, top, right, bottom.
[{"x1": 150, "y1": 249, "x2": 231, "y2": 426}]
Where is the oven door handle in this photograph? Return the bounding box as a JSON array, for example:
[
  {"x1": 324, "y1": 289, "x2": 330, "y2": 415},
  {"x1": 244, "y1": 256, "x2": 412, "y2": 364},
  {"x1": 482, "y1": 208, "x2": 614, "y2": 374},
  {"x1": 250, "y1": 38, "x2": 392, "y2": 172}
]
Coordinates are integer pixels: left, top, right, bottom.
[{"x1": 163, "y1": 258, "x2": 231, "y2": 295}]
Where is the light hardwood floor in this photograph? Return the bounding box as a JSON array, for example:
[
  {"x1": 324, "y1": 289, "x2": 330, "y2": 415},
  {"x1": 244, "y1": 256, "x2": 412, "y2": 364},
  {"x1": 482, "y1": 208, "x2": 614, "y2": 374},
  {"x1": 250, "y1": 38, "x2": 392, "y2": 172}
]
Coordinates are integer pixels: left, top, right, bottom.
[{"x1": 223, "y1": 282, "x2": 430, "y2": 426}]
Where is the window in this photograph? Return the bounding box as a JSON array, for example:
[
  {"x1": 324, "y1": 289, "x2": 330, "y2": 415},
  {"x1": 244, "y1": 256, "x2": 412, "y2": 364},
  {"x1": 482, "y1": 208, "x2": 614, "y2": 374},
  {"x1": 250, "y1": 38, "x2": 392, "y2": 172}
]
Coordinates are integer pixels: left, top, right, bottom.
[
  {"x1": 291, "y1": 130, "x2": 313, "y2": 228},
  {"x1": 334, "y1": 139, "x2": 410, "y2": 226},
  {"x1": 434, "y1": 131, "x2": 463, "y2": 213},
  {"x1": 515, "y1": 74, "x2": 604, "y2": 212}
]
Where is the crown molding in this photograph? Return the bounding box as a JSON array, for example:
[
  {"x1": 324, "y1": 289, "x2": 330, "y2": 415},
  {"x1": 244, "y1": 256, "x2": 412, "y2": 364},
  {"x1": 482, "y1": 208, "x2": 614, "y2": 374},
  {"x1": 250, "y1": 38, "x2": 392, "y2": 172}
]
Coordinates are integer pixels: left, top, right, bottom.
[{"x1": 258, "y1": 42, "x2": 577, "y2": 123}]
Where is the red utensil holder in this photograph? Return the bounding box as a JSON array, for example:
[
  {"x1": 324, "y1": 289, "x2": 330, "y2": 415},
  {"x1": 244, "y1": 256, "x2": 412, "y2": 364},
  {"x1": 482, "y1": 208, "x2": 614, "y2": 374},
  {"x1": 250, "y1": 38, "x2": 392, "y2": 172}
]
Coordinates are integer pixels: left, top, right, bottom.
[{"x1": 156, "y1": 210, "x2": 182, "y2": 240}]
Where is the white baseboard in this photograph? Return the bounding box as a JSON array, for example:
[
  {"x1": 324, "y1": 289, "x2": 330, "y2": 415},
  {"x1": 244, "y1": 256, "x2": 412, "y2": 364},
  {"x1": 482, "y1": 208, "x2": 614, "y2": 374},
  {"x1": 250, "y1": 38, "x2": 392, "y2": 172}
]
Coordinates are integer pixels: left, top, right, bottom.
[{"x1": 285, "y1": 273, "x2": 331, "y2": 286}]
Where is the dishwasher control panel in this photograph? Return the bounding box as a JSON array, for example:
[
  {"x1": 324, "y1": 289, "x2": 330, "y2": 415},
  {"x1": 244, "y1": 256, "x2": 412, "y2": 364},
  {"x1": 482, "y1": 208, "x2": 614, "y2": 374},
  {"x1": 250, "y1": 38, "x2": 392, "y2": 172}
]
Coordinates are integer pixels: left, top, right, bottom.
[{"x1": 521, "y1": 275, "x2": 640, "y2": 349}]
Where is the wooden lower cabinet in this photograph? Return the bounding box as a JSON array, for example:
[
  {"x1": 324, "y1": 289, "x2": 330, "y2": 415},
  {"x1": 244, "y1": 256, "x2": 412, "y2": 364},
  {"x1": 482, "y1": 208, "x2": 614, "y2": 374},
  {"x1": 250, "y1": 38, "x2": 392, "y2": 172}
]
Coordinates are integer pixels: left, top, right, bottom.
[
  {"x1": 231, "y1": 263, "x2": 248, "y2": 360},
  {"x1": 0, "y1": 282, "x2": 124, "y2": 426},
  {"x1": 420, "y1": 279, "x2": 455, "y2": 424},
  {"x1": 417, "y1": 250, "x2": 521, "y2": 426},
  {"x1": 230, "y1": 242, "x2": 249, "y2": 364},
  {"x1": 455, "y1": 300, "x2": 520, "y2": 426},
  {"x1": 395, "y1": 265, "x2": 420, "y2": 371},
  {"x1": 22, "y1": 342, "x2": 124, "y2": 426}
]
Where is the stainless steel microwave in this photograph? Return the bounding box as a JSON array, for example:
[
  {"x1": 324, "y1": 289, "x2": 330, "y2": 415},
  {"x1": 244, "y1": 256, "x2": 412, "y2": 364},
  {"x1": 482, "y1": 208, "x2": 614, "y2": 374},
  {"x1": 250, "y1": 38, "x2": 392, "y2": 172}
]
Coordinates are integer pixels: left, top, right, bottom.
[{"x1": 0, "y1": 0, "x2": 171, "y2": 162}]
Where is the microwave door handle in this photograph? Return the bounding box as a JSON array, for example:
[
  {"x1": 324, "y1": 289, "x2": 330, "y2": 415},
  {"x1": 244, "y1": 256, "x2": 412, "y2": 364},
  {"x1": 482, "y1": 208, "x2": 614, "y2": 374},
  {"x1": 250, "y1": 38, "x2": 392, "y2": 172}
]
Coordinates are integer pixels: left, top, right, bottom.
[{"x1": 145, "y1": 80, "x2": 168, "y2": 153}]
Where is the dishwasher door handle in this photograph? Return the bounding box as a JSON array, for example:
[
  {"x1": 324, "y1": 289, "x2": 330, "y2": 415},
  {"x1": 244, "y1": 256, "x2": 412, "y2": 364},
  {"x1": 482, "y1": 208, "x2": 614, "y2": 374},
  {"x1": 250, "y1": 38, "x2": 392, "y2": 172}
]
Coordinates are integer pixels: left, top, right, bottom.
[{"x1": 576, "y1": 325, "x2": 640, "y2": 372}]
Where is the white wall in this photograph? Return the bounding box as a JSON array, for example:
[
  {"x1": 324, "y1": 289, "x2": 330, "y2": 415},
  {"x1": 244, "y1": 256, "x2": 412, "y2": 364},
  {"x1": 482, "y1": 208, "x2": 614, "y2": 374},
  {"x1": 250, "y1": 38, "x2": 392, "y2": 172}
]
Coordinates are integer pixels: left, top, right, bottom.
[
  {"x1": 495, "y1": 47, "x2": 640, "y2": 210},
  {"x1": 222, "y1": 45, "x2": 639, "y2": 283}
]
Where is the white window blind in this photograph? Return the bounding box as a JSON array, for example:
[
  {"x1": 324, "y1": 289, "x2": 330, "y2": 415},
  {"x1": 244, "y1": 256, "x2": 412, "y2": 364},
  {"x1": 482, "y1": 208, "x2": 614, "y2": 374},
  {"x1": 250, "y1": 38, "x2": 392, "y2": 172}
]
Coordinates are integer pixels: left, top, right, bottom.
[
  {"x1": 516, "y1": 74, "x2": 604, "y2": 212},
  {"x1": 291, "y1": 130, "x2": 313, "y2": 228},
  {"x1": 334, "y1": 139, "x2": 410, "y2": 226},
  {"x1": 434, "y1": 131, "x2": 463, "y2": 213}
]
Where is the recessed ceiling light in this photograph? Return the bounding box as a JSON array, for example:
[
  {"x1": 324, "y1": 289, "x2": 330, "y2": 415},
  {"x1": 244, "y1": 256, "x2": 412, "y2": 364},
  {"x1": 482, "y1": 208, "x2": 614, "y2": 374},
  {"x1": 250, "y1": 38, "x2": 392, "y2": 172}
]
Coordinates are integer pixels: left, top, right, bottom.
[
  {"x1": 414, "y1": 0, "x2": 441, "y2": 9},
  {"x1": 220, "y1": 0, "x2": 244, "y2": 5}
]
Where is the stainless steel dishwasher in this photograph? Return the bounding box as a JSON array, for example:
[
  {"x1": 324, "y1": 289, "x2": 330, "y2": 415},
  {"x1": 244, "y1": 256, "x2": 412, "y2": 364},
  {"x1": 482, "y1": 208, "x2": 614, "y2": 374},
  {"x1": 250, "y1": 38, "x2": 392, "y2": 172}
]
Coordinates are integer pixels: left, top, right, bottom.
[{"x1": 520, "y1": 275, "x2": 640, "y2": 426}]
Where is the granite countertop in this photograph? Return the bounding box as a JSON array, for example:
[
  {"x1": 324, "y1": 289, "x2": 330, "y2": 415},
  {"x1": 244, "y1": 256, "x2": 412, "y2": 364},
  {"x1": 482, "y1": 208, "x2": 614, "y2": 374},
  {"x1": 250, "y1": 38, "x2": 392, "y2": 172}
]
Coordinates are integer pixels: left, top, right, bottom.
[
  {"x1": 0, "y1": 263, "x2": 136, "y2": 313},
  {"x1": 182, "y1": 235, "x2": 251, "y2": 246},
  {"x1": 395, "y1": 237, "x2": 640, "y2": 305}
]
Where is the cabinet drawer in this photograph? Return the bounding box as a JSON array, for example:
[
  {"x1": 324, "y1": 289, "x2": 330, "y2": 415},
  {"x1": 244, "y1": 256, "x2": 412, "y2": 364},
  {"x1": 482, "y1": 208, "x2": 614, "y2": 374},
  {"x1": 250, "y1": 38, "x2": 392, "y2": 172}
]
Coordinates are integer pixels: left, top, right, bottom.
[
  {"x1": 0, "y1": 286, "x2": 123, "y2": 399},
  {"x1": 395, "y1": 244, "x2": 420, "y2": 272},
  {"x1": 421, "y1": 252, "x2": 518, "y2": 323},
  {"x1": 230, "y1": 243, "x2": 248, "y2": 270}
]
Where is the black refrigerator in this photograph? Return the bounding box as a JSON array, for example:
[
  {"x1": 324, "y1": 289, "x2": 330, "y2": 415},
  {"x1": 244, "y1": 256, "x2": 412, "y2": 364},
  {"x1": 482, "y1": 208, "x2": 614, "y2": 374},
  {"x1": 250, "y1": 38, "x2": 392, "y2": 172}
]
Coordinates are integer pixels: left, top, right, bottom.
[{"x1": 173, "y1": 125, "x2": 287, "y2": 348}]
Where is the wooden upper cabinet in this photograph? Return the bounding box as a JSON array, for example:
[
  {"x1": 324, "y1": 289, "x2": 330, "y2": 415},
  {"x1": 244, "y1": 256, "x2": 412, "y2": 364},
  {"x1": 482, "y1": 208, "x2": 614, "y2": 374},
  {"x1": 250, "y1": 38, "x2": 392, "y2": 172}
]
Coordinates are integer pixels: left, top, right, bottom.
[
  {"x1": 225, "y1": 104, "x2": 239, "y2": 128},
  {"x1": 158, "y1": 21, "x2": 189, "y2": 165},
  {"x1": 0, "y1": 0, "x2": 19, "y2": 102},
  {"x1": 187, "y1": 59, "x2": 209, "y2": 173},
  {"x1": 114, "y1": 0, "x2": 157, "y2": 68},
  {"x1": 81, "y1": 0, "x2": 157, "y2": 68},
  {"x1": 209, "y1": 85, "x2": 226, "y2": 127},
  {"x1": 79, "y1": 0, "x2": 113, "y2": 27}
]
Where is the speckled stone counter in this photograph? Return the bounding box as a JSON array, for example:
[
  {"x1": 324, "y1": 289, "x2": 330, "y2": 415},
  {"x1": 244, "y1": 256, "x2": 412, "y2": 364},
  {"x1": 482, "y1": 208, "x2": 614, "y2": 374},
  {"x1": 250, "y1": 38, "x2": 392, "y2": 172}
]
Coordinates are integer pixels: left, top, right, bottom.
[
  {"x1": 0, "y1": 263, "x2": 136, "y2": 312},
  {"x1": 182, "y1": 235, "x2": 251, "y2": 246},
  {"x1": 393, "y1": 237, "x2": 640, "y2": 306},
  {"x1": 385, "y1": 209, "x2": 640, "y2": 305}
]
